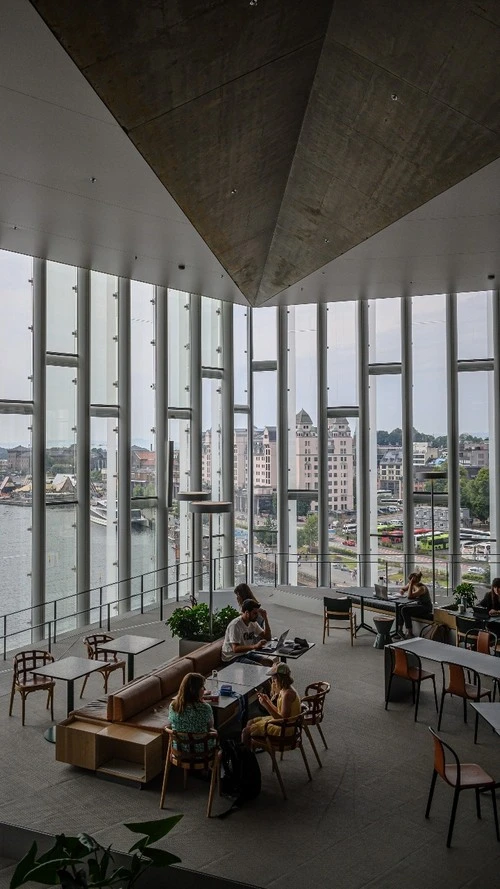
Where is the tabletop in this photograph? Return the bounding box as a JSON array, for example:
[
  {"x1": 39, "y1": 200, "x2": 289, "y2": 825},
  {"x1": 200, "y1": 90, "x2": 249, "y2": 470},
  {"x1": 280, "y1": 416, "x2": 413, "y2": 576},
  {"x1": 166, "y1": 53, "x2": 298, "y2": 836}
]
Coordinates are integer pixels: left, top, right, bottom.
[
  {"x1": 31, "y1": 656, "x2": 104, "y2": 682},
  {"x1": 471, "y1": 702, "x2": 500, "y2": 734},
  {"x1": 276, "y1": 642, "x2": 316, "y2": 659},
  {"x1": 99, "y1": 635, "x2": 164, "y2": 656},
  {"x1": 340, "y1": 586, "x2": 407, "y2": 602},
  {"x1": 390, "y1": 637, "x2": 500, "y2": 680},
  {"x1": 217, "y1": 662, "x2": 270, "y2": 688}
]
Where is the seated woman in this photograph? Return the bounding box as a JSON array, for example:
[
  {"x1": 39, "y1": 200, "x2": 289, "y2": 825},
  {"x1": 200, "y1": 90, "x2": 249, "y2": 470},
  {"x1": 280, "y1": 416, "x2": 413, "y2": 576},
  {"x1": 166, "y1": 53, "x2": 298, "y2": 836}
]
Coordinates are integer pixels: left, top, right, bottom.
[
  {"x1": 234, "y1": 582, "x2": 266, "y2": 628},
  {"x1": 399, "y1": 571, "x2": 432, "y2": 638},
  {"x1": 241, "y1": 662, "x2": 301, "y2": 748},
  {"x1": 166, "y1": 672, "x2": 215, "y2": 752},
  {"x1": 478, "y1": 578, "x2": 500, "y2": 616}
]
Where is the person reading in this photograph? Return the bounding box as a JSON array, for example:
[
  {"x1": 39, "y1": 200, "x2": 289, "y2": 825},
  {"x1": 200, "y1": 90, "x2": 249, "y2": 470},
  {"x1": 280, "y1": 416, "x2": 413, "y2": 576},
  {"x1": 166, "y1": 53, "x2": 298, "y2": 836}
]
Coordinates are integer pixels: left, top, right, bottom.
[{"x1": 399, "y1": 571, "x2": 432, "y2": 638}]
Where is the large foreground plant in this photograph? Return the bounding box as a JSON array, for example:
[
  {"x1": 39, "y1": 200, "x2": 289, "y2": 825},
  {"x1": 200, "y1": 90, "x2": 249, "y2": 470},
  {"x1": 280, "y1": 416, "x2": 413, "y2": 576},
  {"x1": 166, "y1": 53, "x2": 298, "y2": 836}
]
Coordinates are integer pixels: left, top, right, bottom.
[
  {"x1": 10, "y1": 815, "x2": 182, "y2": 889},
  {"x1": 166, "y1": 603, "x2": 238, "y2": 641}
]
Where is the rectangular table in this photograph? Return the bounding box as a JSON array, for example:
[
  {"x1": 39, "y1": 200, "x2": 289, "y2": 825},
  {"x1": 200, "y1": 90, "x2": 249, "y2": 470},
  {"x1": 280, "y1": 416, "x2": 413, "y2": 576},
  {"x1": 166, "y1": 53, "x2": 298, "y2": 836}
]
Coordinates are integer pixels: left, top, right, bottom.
[
  {"x1": 340, "y1": 586, "x2": 408, "y2": 637},
  {"x1": 204, "y1": 662, "x2": 271, "y2": 730},
  {"x1": 386, "y1": 637, "x2": 500, "y2": 702},
  {"x1": 99, "y1": 635, "x2": 164, "y2": 682},
  {"x1": 471, "y1": 702, "x2": 500, "y2": 735},
  {"x1": 31, "y1": 656, "x2": 105, "y2": 742}
]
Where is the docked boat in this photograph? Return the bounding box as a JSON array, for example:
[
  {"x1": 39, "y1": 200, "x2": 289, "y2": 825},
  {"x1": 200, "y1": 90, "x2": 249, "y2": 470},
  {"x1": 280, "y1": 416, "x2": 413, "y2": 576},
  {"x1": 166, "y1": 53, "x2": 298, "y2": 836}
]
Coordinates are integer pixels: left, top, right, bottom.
[{"x1": 90, "y1": 500, "x2": 149, "y2": 530}]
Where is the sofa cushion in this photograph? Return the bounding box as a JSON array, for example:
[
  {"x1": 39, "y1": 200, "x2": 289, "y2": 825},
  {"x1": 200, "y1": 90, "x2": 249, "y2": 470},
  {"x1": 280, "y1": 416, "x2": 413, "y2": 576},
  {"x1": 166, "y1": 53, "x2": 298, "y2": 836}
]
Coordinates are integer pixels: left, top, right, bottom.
[
  {"x1": 113, "y1": 675, "x2": 162, "y2": 722},
  {"x1": 153, "y1": 658, "x2": 193, "y2": 697},
  {"x1": 186, "y1": 638, "x2": 223, "y2": 675},
  {"x1": 125, "y1": 697, "x2": 173, "y2": 732}
]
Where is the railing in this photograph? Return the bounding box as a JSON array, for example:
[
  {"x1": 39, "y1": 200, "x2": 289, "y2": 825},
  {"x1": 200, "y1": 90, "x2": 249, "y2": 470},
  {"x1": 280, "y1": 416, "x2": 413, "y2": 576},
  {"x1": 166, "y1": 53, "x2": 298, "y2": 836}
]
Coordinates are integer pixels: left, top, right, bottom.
[{"x1": 1, "y1": 546, "x2": 494, "y2": 657}]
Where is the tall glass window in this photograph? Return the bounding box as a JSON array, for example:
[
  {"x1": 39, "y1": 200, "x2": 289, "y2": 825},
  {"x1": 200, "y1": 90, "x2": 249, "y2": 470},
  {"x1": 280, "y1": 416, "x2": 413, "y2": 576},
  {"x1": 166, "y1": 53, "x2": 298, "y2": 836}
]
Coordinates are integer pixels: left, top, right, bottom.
[
  {"x1": 46, "y1": 261, "x2": 77, "y2": 354},
  {"x1": 327, "y1": 301, "x2": 357, "y2": 404},
  {"x1": 91, "y1": 272, "x2": 118, "y2": 405},
  {"x1": 369, "y1": 298, "x2": 401, "y2": 363},
  {"x1": 457, "y1": 292, "x2": 492, "y2": 360},
  {"x1": 233, "y1": 304, "x2": 249, "y2": 406},
  {"x1": 131, "y1": 281, "x2": 156, "y2": 497},
  {"x1": 0, "y1": 251, "x2": 33, "y2": 400}
]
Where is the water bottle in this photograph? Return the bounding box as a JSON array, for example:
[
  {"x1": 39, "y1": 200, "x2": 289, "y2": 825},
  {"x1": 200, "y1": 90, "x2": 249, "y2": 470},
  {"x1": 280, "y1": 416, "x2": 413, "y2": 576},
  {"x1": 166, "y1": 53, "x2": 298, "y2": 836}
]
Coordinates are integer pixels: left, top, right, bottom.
[{"x1": 211, "y1": 668, "x2": 218, "y2": 689}]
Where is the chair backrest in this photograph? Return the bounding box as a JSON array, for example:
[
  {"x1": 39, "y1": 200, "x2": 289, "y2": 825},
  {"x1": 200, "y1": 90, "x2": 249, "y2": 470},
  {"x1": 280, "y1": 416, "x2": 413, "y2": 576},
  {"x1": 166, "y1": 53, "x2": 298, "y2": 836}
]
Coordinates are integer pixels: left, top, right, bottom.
[
  {"x1": 13, "y1": 649, "x2": 54, "y2": 682},
  {"x1": 84, "y1": 634, "x2": 114, "y2": 661},
  {"x1": 391, "y1": 647, "x2": 422, "y2": 680},
  {"x1": 263, "y1": 713, "x2": 304, "y2": 751},
  {"x1": 428, "y1": 727, "x2": 460, "y2": 786},
  {"x1": 302, "y1": 681, "x2": 330, "y2": 724},
  {"x1": 165, "y1": 728, "x2": 218, "y2": 768},
  {"x1": 456, "y1": 615, "x2": 482, "y2": 636},
  {"x1": 475, "y1": 629, "x2": 497, "y2": 654},
  {"x1": 442, "y1": 661, "x2": 479, "y2": 696},
  {"x1": 324, "y1": 596, "x2": 351, "y2": 618}
]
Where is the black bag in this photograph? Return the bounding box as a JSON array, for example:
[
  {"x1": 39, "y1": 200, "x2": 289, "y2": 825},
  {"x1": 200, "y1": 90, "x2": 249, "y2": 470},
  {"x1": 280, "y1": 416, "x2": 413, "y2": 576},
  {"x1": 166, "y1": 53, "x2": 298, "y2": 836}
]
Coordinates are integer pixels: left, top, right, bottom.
[
  {"x1": 420, "y1": 622, "x2": 451, "y2": 644},
  {"x1": 218, "y1": 739, "x2": 261, "y2": 818}
]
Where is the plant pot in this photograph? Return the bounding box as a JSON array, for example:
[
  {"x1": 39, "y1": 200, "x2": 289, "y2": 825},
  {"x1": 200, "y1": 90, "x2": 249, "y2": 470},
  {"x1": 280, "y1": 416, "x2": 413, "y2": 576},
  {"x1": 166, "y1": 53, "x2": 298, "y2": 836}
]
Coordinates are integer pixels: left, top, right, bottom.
[{"x1": 179, "y1": 638, "x2": 208, "y2": 657}]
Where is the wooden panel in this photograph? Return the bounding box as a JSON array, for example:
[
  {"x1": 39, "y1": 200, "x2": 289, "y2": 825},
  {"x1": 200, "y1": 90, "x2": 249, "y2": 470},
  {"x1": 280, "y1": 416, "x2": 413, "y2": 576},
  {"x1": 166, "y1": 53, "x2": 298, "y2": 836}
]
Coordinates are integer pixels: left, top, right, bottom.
[{"x1": 56, "y1": 717, "x2": 103, "y2": 770}]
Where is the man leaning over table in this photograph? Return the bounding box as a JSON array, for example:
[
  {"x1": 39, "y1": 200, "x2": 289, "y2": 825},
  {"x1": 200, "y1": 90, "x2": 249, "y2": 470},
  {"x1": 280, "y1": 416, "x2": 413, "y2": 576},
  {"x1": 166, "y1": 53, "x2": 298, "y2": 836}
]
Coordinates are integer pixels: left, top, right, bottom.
[{"x1": 222, "y1": 598, "x2": 274, "y2": 665}]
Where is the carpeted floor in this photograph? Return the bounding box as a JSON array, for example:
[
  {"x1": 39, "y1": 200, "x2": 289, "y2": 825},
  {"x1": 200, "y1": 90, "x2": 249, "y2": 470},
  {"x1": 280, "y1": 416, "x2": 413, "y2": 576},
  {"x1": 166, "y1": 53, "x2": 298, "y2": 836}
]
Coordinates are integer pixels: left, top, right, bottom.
[{"x1": 0, "y1": 588, "x2": 499, "y2": 889}]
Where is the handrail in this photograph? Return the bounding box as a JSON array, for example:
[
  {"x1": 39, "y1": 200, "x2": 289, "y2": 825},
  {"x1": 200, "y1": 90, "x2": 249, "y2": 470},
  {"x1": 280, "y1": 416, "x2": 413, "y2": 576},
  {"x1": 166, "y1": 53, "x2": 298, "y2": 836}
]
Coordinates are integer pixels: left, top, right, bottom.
[{"x1": 1, "y1": 546, "x2": 492, "y2": 657}]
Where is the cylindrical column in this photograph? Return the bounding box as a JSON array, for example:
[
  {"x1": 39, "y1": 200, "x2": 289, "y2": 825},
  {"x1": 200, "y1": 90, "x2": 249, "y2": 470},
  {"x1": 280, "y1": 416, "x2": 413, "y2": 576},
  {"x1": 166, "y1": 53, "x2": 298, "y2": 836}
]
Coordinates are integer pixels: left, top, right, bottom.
[
  {"x1": 155, "y1": 286, "x2": 168, "y2": 588},
  {"x1": 118, "y1": 277, "x2": 131, "y2": 613},
  {"x1": 190, "y1": 294, "x2": 202, "y2": 590},
  {"x1": 32, "y1": 258, "x2": 46, "y2": 641},
  {"x1": 317, "y1": 302, "x2": 329, "y2": 586},
  {"x1": 277, "y1": 306, "x2": 289, "y2": 584},
  {"x1": 401, "y1": 295, "x2": 414, "y2": 577},
  {"x1": 247, "y1": 309, "x2": 255, "y2": 581},
  {"x1": 76, "y1": 267, "x2": 91, "y2": 625},
  {"x1": 357, "y1": 300, "x2": 371, "y2": 585},
  {"x1": 222, "y1": 301, "x2": 234, "y2": 588},
  {"x1": 446, "y1": 293, "x2": 460, "y2": 591}
]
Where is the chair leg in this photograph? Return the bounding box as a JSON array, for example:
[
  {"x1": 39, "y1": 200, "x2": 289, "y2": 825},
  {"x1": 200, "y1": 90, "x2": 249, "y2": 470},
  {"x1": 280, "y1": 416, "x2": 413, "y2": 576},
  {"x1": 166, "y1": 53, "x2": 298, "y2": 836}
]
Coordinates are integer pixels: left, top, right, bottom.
[
  {"x1": 317, "y1": 723, "x2": 328, "y2": 750},
  {"x1": 411, "y1": 681, "x2": 415, "y2": 705},
  {"x1": 304, "y1": 725, "x2": 322, "y2": 768},
  {"x1": 437, "y1": 690, "x2": 446, "y2": 731},
  {"x1": 8, "y1": 682, "x2": 15, "y2": 717},
  {"x1": 475, "y1": 788, "x2": 482, "y2": 819},
  {"x1": 432, "y1": 676, "x2": 438, "y2": 713},
  {"x1": 269, "y1": 750, "x2": 287, "y2": 800},
  {"x1": 21, "y1": 692, "x2": 26, "y2": 727},
  {"x1": 322, "y1": 617, "x2": 326, "y2": 644},
  {"x1": 299, "y1": 743, "x2": 312, "y2": 782},
  {"x1": 447, "y1": 787, "x2": 460, "y2": 848},
  {"x1": 414, "y1": 681, "x2": 421, "y2": 722},
  {"x1": 49, "y1": 686, "x2": 54, "y2": 721},
  {"x1": 425, "y1": 770, "x2": 437, "y2": 819},
  {"x1": 207, "y1": 755, "x2": 219, "y2": 818},
  {"x1": 159, "y1": 757, "x2": 172, "y2": 809},
  {"x1": 80, "y1": 674, "x2": 89, "y2": 699},
  {"x1": 121, "y1": 664, "x2": 126, "y2": 685},
  {"x1": 463, "y1": 695, "x2": 468, "y2": 724},
  {"x1": 491, "y1": 787, "x2": 500, "y2": 841},
  {"x1": 474, "y1": 711, "x2": 480, "y2": 744},
  {"x1": 385, "y1": 673, "x2": 393, "y2": 711},
  {"x1": 103, "y1": 671, "x2": 109, "y2": 694}
]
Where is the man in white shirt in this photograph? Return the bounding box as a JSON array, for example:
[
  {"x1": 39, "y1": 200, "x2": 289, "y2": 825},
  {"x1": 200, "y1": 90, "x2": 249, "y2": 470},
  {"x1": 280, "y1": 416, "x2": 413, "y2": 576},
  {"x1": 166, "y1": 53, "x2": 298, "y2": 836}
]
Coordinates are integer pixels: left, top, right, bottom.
[{"x1": 222, "y1": 598, "x2": 272, "y2": 664}]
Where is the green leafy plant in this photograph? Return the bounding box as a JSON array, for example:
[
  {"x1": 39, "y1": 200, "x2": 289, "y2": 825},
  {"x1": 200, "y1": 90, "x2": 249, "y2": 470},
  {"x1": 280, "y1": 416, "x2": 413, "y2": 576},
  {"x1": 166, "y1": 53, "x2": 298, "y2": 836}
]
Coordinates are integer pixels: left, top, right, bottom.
[
  {"x1": 453, "y1": 581, "x2": 477, "y2": 609},
  {"x1": 10, "y1": 815, "x2": 182, "y2": 889},
  {"x1": 166, "y1": 603, "x2": 238, "y2": 641}
]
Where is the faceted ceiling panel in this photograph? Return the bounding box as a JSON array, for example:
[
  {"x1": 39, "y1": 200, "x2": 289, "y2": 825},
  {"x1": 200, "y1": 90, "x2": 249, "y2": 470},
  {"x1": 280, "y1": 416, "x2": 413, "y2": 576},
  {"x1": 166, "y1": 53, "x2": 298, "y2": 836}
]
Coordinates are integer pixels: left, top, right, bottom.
[{"x1": 31, "y1": 0, "x2": 500, "y2": 305}]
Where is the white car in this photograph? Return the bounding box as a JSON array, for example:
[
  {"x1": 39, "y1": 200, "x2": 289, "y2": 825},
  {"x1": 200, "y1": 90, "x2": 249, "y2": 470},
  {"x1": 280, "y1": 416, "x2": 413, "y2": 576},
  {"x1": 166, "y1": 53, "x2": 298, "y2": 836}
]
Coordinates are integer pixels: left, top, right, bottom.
[{"x1": 467, "y1": 566, "x2": 484, "y2": 575}]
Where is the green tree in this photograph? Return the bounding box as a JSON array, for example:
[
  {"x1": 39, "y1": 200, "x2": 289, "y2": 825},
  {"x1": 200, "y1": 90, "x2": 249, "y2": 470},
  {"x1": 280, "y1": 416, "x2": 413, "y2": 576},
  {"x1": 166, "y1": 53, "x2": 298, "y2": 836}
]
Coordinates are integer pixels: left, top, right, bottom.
[
  {"x1": 469, "y1": 468, "x2": 489, "y2": 522},
  {"x1": 257, "y1": 516, "x2": 277, "y2": 547},
  {"x1": 297, "y1": 513, "x2": 318, "y2": 550}
]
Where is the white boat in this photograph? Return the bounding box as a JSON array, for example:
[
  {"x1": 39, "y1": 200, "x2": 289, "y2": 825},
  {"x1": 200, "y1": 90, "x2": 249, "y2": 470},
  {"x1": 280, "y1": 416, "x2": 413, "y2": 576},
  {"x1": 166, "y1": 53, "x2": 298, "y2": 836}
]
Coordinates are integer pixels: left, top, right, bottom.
[{"x1": 90, "y1": 500, "x2": 149, "y2": 530}]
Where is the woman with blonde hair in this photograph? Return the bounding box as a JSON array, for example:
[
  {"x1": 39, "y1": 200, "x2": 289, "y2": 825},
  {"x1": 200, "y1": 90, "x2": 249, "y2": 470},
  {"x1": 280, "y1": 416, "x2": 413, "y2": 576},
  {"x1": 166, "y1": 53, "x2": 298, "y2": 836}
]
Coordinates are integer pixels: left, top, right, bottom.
[
  {"x1": 166, "y1": 672, "x2": 215, "y2": 751},
  {"x1": 241, "y1": 662, "x2": 301, "y2": 747}
]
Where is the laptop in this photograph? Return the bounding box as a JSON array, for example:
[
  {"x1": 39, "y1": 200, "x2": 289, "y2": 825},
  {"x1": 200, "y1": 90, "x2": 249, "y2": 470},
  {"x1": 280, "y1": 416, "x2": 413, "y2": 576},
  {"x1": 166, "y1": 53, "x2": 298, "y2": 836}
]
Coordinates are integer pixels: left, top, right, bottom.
[
  {"x1": 374, "y1": 584, "x2": 388, "y2": 600},
  {"x1": 473, "y1": 606, "x2": 489, "y2": 619},
  {"x1": 261, "y1": 629, "x2": 290, "y2": 652}
]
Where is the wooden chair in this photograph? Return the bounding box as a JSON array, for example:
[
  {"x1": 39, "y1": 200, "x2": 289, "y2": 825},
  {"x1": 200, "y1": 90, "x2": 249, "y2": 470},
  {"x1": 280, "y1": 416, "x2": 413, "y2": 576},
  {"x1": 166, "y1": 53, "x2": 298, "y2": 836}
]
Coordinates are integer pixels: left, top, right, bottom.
[
  {"x1": 250, "y1": 712, "x2": 312, "y2": 800},
  {"x1": 323, "y1": 596, "x2": 356, "y2": 646},
  {"x1": 160, "y1": 728, "x2": 221, "y2": 818},
  {"x1": 9, "y1": 650, "x2": 55, "y2": 725},
  {"x1": 385, "y1": 647, "x2": 438, "y2": 722},
  {"x1": 464, "y1": 628, "x2": 497, "y2": 655},
  {"x1": 425, "y1": 727, "x2": 499, "y2": 847},
  {"x1": 301, "y1": 681, "x2": 331, "y2": 766},
  {"x1": 438, "y1": 662, "x2": 491, "y2": 743},
  {"x1": 79, "y1": 634, "x2": 126, "y2": 697},
  {"x1": 456, "y1": 615, "x2": 484, "y2": 648}
]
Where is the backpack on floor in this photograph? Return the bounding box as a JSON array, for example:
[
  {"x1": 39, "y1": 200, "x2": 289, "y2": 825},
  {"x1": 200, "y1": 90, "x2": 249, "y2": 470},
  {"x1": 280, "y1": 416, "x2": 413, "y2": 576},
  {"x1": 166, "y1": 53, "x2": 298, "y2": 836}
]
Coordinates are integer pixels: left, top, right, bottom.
[
  {"x1": 218, "y1": 739, "x2": 261, "y2": 818},
  {"x1": 420, "y1": 622, "x2": 451, "y2": 644}
]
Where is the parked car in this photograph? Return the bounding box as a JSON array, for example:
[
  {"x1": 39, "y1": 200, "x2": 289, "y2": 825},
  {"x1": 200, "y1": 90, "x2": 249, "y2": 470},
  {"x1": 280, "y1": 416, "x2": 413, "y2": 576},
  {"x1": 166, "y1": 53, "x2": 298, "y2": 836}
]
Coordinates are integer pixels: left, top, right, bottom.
[{"x1": 345, "y1": 539, "x2": 356, "y2": 547}]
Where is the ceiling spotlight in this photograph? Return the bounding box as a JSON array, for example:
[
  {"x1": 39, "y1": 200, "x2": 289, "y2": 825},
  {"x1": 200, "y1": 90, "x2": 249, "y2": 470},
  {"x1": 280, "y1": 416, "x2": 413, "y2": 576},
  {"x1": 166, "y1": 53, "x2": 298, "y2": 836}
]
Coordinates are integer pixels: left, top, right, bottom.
[
  {"x1": 90, "y1": 176, "x2": 97, "y2": 183},
  {"x1": 324, "y1": 238, "x2": 330, "y2": 244},
  {"x1": 231, "y1": 188, "x2": 238, "y2": 195},
  {"x1": 178, "y1": 263, "x2": 186, "y2": 270},
  {"x1": 249, "y1": 0, "x2": 257, "y2": 6},
  {"x1": 391, "y1": 93, "x2": 398, "y2": 101}
]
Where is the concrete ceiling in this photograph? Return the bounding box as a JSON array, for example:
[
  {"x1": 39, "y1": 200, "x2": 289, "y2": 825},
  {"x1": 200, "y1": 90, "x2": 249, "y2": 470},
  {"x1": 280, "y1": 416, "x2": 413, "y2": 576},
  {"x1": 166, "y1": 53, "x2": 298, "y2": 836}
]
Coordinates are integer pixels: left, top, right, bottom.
[{"x1": 29, "y1": 0, "x2": 500, "y2": 306}]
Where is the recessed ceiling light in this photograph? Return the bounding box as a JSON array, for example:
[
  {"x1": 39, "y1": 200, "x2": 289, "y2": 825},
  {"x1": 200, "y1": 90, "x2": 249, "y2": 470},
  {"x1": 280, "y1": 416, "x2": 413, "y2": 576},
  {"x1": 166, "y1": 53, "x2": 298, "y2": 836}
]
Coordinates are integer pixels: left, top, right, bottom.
[
  {"x1": 488, "y1": 274, "x2": 495, "y2": 280},
  {"x1": 90, "y1": 176, "x2": 97, "y2": 183},
  {"x1": 324, "y1": 238, "x2": 330, "y2": 244},
  {"x1": 231, "y1": 188, "x2": 238, "y2": 195},
  {"x1": 178, "y1": 264, "x2": 186, "y2": 270},
  {"x1": 391, "y1": 93, "x2": 398, "y2": 101}
]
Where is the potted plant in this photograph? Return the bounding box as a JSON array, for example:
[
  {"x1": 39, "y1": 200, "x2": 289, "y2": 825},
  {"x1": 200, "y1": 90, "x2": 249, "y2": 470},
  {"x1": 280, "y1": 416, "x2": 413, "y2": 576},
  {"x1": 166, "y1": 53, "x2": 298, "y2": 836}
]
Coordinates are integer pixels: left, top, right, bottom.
[
  {"x1": 453, "y1": 581, "x2": 477, "y2": 612},
  {"x1": 10, "y1": 815, "x2": 181, "y2": 888},
  {"x1": 166, "y1": 603, "x2": 238, "y2": 656}
]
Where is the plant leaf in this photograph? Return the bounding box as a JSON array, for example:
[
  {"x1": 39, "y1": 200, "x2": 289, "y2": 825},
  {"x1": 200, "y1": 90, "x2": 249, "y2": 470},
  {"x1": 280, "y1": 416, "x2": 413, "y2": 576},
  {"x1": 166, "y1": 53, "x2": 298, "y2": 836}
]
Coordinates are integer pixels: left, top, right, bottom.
[
  {"x1": 9, "y1": 841, "x2": 38, "y2": 889},
  {"x1": 139, "y1": 848, "x2": 181, "y2": 867},
  {"x1": 11, "y1": 858, "x2": 83, "y2": 886},
  {"x1": 124, "y1": 814, "x2": 182, "y2": 846}
]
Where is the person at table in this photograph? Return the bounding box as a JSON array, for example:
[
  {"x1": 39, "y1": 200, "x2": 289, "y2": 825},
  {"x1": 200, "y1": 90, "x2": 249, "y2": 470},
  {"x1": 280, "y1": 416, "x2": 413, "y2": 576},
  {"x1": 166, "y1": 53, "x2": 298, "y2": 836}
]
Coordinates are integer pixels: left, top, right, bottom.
[
  {"x1": 166, "y1": 672, "x2": 215, "y2": 752},
  {"x1": 221, "y1": 598, "x2": 272, "y2": 664},
  {"x1": 241, "y1": 662, "x2": 301, "y2": 748},
  {"x1": 234, "y1": 583, "x2": 265, "y2": 627},
  {"x1": 478, "y1": 578, "x2": 500, "y2": 616},
  {"x1": 399, "y1": 571, "x2": 432, "y2": 638}
]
